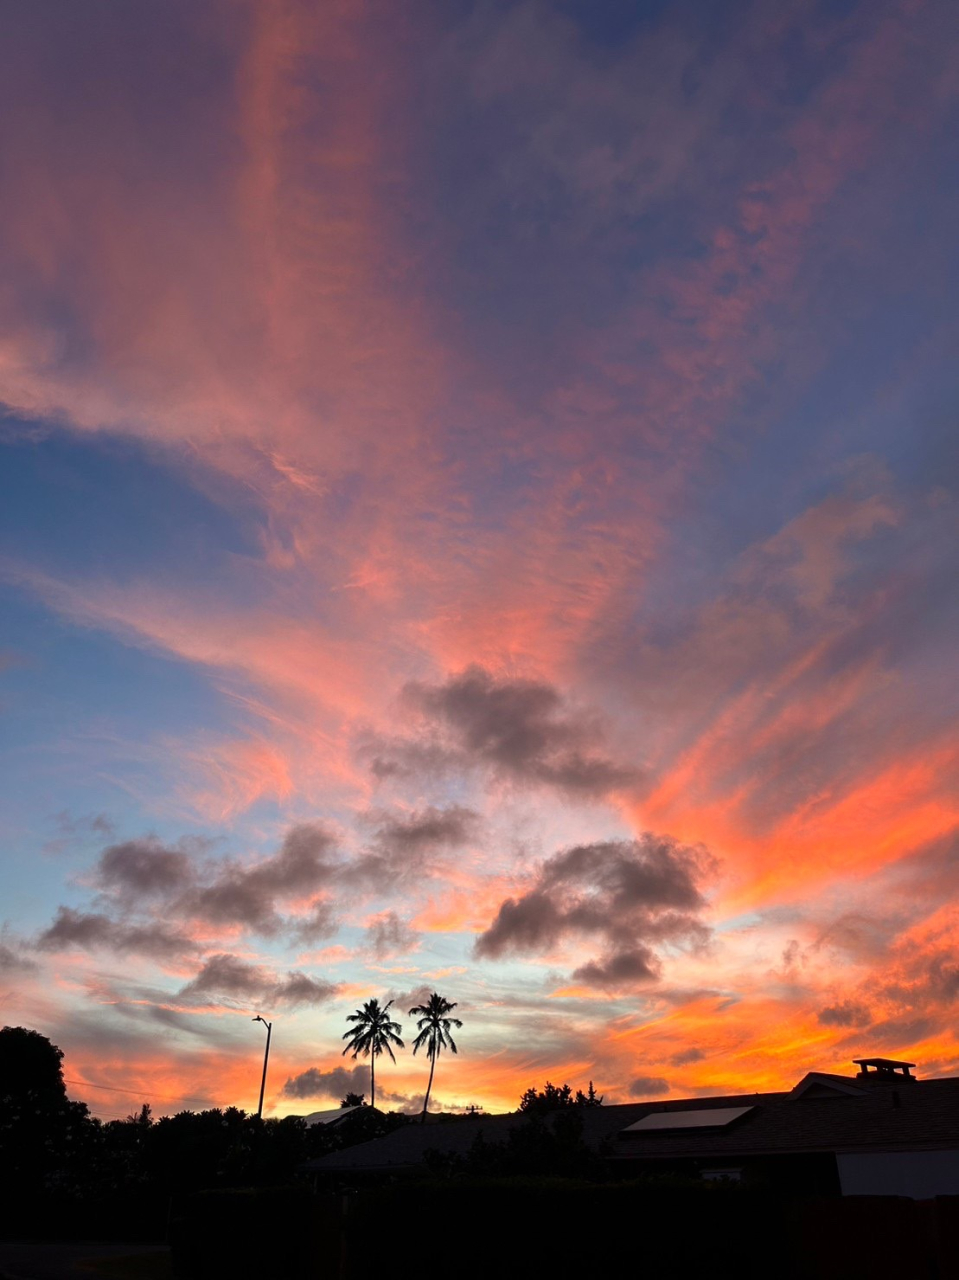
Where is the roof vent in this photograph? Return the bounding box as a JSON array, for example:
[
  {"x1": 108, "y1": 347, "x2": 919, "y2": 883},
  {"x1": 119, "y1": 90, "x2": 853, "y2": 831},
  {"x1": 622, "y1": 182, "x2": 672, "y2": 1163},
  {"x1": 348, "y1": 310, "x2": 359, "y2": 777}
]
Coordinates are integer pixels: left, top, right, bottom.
[{"x1": 853, "y1": 1057, "x2": 916, "y2": 1085}]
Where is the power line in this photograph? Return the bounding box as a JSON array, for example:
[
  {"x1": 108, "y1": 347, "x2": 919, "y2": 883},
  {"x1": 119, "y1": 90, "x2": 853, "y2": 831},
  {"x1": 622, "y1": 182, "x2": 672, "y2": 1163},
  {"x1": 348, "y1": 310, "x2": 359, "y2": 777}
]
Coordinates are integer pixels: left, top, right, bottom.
[{"x1": 64, "y1": 1076, "x2": 234, "y2": 1109}]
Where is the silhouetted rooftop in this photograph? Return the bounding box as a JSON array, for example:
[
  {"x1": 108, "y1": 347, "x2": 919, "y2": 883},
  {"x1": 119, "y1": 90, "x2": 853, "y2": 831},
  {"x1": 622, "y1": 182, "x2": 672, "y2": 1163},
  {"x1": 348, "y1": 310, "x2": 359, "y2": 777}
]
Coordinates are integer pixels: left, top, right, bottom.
[
  {"x1": 296, "y1": 1104, "x2": 369, "y2": 1126},
  {"x1": 303, "y1": 1070, "x2": 959, "y2": 1175}
]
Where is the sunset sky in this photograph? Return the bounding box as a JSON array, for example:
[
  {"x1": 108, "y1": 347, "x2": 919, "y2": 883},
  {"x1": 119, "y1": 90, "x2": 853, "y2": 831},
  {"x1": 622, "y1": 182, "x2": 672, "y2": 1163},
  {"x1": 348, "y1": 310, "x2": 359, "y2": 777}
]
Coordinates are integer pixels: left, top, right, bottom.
[{"x1": 2, "y1": 0, "x2": 958, "y2": 1121}]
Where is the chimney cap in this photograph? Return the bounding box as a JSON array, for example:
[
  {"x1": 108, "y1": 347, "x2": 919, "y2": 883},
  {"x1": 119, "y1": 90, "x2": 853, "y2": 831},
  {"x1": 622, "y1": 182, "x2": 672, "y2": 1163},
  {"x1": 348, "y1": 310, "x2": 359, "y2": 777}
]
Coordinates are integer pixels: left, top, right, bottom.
[{"x1": 853, "y1": 1057, "x2": 916, "y2": 1081}]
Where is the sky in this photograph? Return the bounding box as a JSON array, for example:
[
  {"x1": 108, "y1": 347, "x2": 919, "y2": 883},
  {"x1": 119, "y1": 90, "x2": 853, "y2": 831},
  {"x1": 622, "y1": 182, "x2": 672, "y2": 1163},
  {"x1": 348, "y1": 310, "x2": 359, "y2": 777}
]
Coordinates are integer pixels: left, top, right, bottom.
[{"x1": 1, "y1": 0, "x2": 958, "y2": 1120}]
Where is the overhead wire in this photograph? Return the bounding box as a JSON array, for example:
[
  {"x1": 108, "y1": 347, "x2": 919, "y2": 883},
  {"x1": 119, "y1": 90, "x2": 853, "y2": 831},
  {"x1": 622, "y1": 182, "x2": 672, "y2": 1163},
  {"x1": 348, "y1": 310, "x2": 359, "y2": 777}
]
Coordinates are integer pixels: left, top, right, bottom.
[{"x1": 63, "y1": 1076, "x2": 234, "y2": 1109}]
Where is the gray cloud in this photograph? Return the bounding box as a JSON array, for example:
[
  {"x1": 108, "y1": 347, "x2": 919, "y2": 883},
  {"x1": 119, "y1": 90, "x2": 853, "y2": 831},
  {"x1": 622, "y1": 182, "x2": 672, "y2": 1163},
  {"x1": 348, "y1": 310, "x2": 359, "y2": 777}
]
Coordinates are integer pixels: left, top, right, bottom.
[
  {"x1": 32, "y1": 810, "x2": 462, "y2": 970},
  {"x1": 821, "y1": 932, "x2": 959, "y2": 1051},
  {"x1": 291, "y1": 899, "x2": 338, "y2": 946},
  {"x1": 96, "y1": 837, "x2": 196, "y2": 899},
  {"x1": 183, "y1": 824, "x2": 338, "y2": 936},
  {"x1": 365, "y1": 911, "x2": 419, "y2": 960},
  {"x1": 280, "y1": 1063, "x2": 370, "y2": 1100},
  {"x1": 341, "y1": 805, "x2": 481, "y2": 893},
  {"x1": 628, "y1": 1075, "x2": 670, "y2": 1097},
  {"x1": 477, "y1": 891, "x2": 561, "y2": 954},
  {"x1": 914, "y1": 953, "x2": 959, "y2": 1004},
  {"x1": 861, "y1": 1014, "x2": 939, "y2": 1046},
  {"x1": 177, "y1": 953, "x2": 338, "y2": 1010},
  {"x1": 34, "y1": 824, "x2": 343, "y2": 967},
  {"x1": 280, "y1": 1063, "x2": 415, "y2": 1111},
  {"x1": 0, "y1": 941, "x2": 38, "y2": 972},
  {"x1": 43, "y1": 810, "x2": 117, "y2": 855},
  {"x1": 109, "y1": 999, "x2": 209, "y2": 1038},
  {"x1": 817, "y1": 1000, "x2": 872, "y2": 1028},
  {"x1": 274, "y1": 971, "x2": 338, "y2": 1007},
  {"x1": 384, "y1": 984, "x2": 434, "y2": 1016},
  {"x1": 381, "y1": 666, "x2": 637, "y2": 797},
  {"x1": 881, "y1": 831, "x2": 959, "y2": 908},
  {"x1": 37, "y1": 907, "x2": 190, "y2": 959},
  {"x1": 815, "y1": 912, "x2": 903, "y2": 962},
  {"x1": 669, "y1": 1047, "x2": 704, "y2": 1066},
  {"x1": 573, "y1": 948, "x2": 659, "y2": 986},
  {"x1": 475, "y1": 833, "x2": 713, "y2": 989},
  {"x1": 372, "y1": 805, "x2": 478, "y2": 857}
]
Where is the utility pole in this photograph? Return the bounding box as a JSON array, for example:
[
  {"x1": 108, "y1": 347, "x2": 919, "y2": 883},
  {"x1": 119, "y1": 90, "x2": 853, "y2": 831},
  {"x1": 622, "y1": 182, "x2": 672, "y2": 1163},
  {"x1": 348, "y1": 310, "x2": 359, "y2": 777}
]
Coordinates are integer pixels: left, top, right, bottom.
[{"x1": 252, "y1": 1015, "x2": 272, "y2": 1119}]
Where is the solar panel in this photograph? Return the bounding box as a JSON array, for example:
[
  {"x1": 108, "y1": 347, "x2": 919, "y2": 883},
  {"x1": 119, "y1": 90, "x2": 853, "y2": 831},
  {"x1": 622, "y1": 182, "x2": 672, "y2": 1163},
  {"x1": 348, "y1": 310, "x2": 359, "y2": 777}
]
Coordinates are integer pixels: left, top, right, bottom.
[{"x1": 623, "y1": 1105, "x2": 754, "y2": 1132}]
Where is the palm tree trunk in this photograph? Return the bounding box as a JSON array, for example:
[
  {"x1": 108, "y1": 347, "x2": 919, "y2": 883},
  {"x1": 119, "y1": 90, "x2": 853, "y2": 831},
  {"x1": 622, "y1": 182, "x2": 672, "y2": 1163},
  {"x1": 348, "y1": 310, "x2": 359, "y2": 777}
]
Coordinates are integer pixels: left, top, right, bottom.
[
  {"x1": 421, "y1": 1050, "x2": 436, "y2": 1124},
  {"x1": 371, "y1": 1054, "x2": 376, "y2": 1109}
]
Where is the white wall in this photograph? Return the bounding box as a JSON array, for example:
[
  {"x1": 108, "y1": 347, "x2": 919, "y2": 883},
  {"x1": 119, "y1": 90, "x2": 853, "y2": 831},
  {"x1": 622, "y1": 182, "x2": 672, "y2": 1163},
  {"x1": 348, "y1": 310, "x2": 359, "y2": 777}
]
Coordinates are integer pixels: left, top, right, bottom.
[{"x1": 837, "y1": 1149, "x2": 959, "y2": 1199}]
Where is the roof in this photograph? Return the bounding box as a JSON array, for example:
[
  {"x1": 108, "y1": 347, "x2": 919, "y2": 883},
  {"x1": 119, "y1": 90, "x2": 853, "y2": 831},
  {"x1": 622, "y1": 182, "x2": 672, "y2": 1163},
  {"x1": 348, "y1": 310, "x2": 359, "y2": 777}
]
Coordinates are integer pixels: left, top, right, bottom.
[
  {"x1": 611, "y1": 1077, "x2": 959, "y2": 1163},
  {"x1": 304, "y1": 1095, "x2": 785, "y2": 1174},
  {"x1": 303, "y1": 1112, "x2": 521, "y2": 1173},
  {"x1": 789, "y1": 1071, "x2": 867, "y2": 1099},
  {"x1": 303, "y1": 1073, "x2": 959, "y2": 1174},
  {"x1": 298, "y1": 1105, "x2": 368, "y2": 1127}
]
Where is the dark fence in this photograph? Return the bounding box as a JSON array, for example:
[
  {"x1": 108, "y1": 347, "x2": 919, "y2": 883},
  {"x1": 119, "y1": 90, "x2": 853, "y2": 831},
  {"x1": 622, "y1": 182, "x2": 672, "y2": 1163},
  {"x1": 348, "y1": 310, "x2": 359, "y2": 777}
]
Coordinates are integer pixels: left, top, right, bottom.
[{"x1": 164, "y1": 1183, "x2": 959, "y2": 1280}]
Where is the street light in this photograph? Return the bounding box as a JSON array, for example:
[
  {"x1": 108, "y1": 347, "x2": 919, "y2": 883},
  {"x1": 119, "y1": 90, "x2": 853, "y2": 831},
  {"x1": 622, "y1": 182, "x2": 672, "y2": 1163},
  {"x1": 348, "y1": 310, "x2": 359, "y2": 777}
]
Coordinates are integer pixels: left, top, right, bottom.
[{"x1": 252, "y1": 1015, "x2": 272, "y2": 1119}]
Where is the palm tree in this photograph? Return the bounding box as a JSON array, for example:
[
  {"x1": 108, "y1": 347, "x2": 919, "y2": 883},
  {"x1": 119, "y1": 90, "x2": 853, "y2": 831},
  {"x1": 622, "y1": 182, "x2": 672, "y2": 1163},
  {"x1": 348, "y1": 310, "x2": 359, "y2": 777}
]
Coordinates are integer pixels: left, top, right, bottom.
[
  {"x1": 341, "y1": 998, "x2": 404, "y2": 1108},
  {"x1": 409, "y1": 992, "x2": 463, "y2": 1122}
]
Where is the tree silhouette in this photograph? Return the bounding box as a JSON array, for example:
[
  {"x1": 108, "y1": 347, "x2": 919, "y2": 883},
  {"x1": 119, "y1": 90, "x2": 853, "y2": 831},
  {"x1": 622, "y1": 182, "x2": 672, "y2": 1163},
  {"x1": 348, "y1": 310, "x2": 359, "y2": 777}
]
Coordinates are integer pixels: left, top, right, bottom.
[
  {"x1": 0, "y1": 1026, "x2": 92, "y2": 1193},
  {"x1": 341, "y1": 998, "x2": 404, "y2": 1108},
  {"x1": 0, "y1": 1025, "x2": 67, "y2": 1101},
  {"x1": 409, "y1": 992, "x2": 462, "y2": 1122},
  {"x1": 340, "y1": 1091, "x2": 365, "y2": 1108},
  {"x1": 518, "y1": 1081, "x2": 574, "y2": 1114},
  {"x1": 517, "y1": 1080, "x2": 601, "y2": 1114}
]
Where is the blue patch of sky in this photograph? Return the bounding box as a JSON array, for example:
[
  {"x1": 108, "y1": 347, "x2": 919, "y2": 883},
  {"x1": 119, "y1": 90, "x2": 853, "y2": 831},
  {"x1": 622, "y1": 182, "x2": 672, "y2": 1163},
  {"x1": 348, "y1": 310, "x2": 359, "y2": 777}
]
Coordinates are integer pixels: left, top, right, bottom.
[
  {"x1": 0, "y1": 585, "x2": 236, "y2": 921},
  {"x1": 550, "y1": 0, "x2": 677, "y2": 49},
  {"x1": 0, "y1": 589, "x2": 228, "y2": 760},
  {"x1": 638, "y1": 164, "x2": 959, "y2": 627},
  {"x1": 404, "y1": 1, "x2": 883, "y2": 415},
  {"x1": 715, "y1": 912, "x2": 763, "y2": 935},
  {"x1": 427, "y1": 0, "x2": 679, "y2": 43},
  {"x1": 0, "y1": 424, "x2": 261, "y2": 580}
]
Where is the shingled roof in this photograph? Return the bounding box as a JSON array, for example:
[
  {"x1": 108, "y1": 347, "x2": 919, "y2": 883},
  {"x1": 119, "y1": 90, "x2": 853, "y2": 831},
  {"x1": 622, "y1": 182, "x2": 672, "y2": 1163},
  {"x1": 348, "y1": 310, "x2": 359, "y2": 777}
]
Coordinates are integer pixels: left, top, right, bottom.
[
  {"x1": 303, "y1": 1111, "x2": 521, "y2": 1174},
  {"x1": 303, "y1": 1070, "x2": 959, "y2": 1175},
  {"x1": 609, "y1": 1076, "x2": 959, "y2": 1163}
]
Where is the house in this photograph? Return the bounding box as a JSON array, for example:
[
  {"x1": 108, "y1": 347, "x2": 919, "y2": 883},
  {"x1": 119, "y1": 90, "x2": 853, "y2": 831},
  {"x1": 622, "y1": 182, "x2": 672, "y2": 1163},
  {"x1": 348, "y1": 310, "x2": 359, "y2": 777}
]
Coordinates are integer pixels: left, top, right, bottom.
[
  {"x1": 297, "y1": 1104, "x2": 369, "y2": 1128},
  {"x1": 607, "y1": 1057, "x2": 959, "y2": 1197},
  {"x1": 304, "y1": 1058, "x2": 959, "y2": 1198}
]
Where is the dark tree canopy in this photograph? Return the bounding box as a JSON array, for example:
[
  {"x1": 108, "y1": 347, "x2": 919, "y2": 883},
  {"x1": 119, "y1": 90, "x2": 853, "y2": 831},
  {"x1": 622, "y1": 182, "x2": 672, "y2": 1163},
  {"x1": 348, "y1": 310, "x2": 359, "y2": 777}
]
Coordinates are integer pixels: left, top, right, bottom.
[
  {"x1": 0, "y1": 1026, "x2": 67, "y2": 1100},
  {"x1": 341, "y1": 1091, "x2": 365, "y2": 1108},
  {"x1": 0, "y1": 1027, "x2": 90, "y2": 1196},
  {"x1": 518, "y1": 1080, "x2": 603, "y2": 1114},
  {"x1": 0, "y1": 1024, "x2": 418, "y2": 1229}
]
